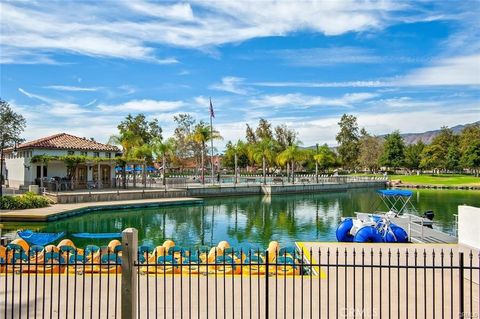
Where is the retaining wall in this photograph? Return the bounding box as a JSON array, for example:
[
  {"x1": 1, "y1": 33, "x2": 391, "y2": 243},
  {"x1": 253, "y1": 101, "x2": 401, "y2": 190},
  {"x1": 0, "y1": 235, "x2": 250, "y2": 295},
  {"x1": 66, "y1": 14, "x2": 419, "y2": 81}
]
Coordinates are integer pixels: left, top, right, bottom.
[
  {"x1": 48, "y1": 189, "x2": 188, "y2": 204},
  {"x1": 48, "y1": 181, "x2": 386, "y2": 203}
]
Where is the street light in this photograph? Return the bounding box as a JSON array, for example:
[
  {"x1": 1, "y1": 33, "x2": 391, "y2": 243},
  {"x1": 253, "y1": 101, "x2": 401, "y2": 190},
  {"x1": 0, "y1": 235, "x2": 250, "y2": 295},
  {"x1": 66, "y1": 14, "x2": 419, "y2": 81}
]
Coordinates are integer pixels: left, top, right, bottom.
[{"x1": 315, "y1": 143, "x2": 319, "y2": 184}]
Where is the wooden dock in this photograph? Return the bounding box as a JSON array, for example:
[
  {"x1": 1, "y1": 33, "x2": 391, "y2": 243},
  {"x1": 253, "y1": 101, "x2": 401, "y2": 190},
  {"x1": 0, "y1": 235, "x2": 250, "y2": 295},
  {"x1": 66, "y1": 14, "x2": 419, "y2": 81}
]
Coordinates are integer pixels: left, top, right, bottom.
[{"x1": 390, "y1": 215, "x2": 458, "y2": 244}]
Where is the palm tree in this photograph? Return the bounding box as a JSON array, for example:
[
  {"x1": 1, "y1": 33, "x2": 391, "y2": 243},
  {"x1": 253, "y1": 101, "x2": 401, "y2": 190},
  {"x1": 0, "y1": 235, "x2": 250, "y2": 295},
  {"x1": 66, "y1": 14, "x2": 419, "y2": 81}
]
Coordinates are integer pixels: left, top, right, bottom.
[
  {"x1": 108, "y1": 131, "x2": 143, "y2": 188},
  {"x1": 190, "y1": 123, "x2": 222, "y2": 184},
  {"x1": 152, "y1": 138, "x2": 175, "y2": 186},
  {"x1": 248, "y1": 138, "x2": 277, "y2": 184},
  {"x1": 132, "y1": 143, "x2": 153, "y2": 187},
  {"x1": 277, "y1": 144, "x2": 307, "y2": 184},
  {"x1": 313, "y1": 144, "x2": 337, "y2": 176}
]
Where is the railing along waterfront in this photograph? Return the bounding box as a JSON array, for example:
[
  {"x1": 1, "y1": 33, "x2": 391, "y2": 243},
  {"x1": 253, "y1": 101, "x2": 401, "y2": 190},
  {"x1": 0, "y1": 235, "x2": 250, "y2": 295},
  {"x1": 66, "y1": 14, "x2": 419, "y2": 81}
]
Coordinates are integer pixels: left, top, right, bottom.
[{"x1": 2, "y1": 228, "x2": 476, "y2": 319}]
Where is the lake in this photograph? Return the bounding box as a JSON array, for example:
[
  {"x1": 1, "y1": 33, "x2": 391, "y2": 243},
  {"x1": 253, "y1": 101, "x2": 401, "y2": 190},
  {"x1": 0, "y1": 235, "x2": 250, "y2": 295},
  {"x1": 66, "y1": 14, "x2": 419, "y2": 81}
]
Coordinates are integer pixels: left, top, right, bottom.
[{"x1": 3, "y1": 188, "x2": 479, "y2": 249}]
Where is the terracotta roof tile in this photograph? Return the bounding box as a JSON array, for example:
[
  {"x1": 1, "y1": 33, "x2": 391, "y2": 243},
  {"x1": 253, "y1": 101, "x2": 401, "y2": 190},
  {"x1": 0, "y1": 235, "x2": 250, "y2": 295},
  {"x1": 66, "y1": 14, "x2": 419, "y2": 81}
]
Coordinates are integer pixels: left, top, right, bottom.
[{"x1": 15, "y1": 133, "x2": 120, "y2": 152}]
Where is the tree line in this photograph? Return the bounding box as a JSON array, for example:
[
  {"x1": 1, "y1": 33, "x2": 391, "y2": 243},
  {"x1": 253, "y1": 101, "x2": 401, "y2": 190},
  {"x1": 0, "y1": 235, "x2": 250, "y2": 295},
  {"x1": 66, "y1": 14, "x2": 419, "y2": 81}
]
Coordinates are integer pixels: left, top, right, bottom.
[
  {"x1": 335, "y1": 114, "x2": 480, "y2": 176},
  {"x1": 1, "y1": 95, "x2": 479, "y2": 187}
]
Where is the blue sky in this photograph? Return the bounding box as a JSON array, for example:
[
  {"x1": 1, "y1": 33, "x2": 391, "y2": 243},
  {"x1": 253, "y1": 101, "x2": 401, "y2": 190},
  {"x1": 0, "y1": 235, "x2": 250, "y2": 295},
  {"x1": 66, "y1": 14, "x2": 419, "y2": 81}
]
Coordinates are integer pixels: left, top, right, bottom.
[{"x1": 1, "y1": 0, "x2": 479, "y2": 148}]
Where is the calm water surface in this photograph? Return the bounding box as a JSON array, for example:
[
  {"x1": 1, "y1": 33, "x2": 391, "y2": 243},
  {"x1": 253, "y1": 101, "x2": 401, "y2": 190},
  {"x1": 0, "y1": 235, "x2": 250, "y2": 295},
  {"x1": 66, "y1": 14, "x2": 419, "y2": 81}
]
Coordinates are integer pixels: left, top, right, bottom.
[{"x1": 4, "y1": 189, "x2": 479, "y2": 249}]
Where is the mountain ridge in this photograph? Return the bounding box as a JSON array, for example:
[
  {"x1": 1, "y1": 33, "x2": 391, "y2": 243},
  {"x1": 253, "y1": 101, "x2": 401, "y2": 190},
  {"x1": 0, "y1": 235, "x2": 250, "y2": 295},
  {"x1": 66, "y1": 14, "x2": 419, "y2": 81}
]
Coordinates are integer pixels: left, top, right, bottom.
[{"x1": 391, "y1": 121, "x2": 480, "y2": 145}]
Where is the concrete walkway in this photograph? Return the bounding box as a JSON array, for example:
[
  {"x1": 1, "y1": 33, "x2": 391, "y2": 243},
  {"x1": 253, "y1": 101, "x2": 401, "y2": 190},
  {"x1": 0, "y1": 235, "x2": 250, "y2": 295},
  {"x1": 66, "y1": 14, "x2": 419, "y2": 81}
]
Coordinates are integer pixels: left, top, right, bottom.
[
  {"x1": 1, "y1": 242, "x2": 478, "y2": 319},
  {"x1": 0, "y1": 197, "x2": 203, "y2": 222}
]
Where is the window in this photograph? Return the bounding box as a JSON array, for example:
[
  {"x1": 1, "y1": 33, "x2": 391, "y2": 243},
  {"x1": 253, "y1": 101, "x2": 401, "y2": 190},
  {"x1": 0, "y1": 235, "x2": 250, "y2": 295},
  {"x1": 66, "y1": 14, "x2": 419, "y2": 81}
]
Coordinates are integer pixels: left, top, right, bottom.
[
  {"x1": 106, "y1": 152, "x2": 111, "y2": 158},
  {"x1": 67, "y1": 150, "x2": 75, "y2": 155},
  {"x1": 80, "y1": 151, "x2": 88, "y2": 156},
  {"x1": 93, "y1": 152, "x2": 100, "y2": 158}
]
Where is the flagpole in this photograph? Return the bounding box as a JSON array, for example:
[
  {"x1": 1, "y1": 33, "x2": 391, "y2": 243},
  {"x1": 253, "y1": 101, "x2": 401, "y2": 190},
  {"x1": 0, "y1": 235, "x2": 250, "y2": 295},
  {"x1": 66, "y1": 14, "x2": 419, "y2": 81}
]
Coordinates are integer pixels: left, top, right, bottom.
[{"x1": 210, "y1": 98, "x2": 215, "y2": 184}]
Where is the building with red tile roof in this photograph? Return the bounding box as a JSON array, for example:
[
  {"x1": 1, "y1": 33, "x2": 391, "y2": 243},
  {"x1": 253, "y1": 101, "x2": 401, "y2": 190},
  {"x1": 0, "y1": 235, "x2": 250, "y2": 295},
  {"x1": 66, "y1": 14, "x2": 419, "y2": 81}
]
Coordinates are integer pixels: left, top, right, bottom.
[{"x1": 2, "y1": 133, "x2": 120, "y2": 190}]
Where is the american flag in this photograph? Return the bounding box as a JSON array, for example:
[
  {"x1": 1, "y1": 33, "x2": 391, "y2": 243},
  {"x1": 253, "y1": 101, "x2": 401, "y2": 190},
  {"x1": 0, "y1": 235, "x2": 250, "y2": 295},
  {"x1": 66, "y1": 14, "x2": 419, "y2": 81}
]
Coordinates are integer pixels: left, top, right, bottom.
[{"x1": 209, "y1": 97, "x2": 215, "y2": 118}]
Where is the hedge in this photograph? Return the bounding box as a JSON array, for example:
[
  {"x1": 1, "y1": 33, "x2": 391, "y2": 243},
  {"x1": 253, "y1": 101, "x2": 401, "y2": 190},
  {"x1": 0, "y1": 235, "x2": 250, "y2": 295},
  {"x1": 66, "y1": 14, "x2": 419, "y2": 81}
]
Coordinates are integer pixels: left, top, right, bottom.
[{"x1": 0, "y1": 192, "x2": 53, "y2": 210}]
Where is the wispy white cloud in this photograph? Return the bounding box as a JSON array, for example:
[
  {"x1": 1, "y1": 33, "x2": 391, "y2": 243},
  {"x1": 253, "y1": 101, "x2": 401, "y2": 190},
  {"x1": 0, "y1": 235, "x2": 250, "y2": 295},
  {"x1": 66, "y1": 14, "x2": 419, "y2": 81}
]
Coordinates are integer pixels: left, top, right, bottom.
[
  {"x1": 44, "y1": 85, "x2": 100, "y2": 92},
  {"x1": 252, "y1": 81, "x2": 387, "y2": 88},
  {"x1": 210, "y1": 77, "x2": 251, "y2": 95},
  {"x1": 84, "y1": 99, "x2": 97, "y2": 107},
  {"x1": 250, "y1": 92, "x2": 378, "y2": 108},
  {"x1": 0, "y1": 1, "x2": 421, "y2": 64},
  {"x1": 272, "y1": 47, "x2": 384, "y2": 66},
  {"x1": 97, "y1": 99, "x2": 185, "y2": 112},
  {"x1": 18, "y1": 88, "x2": 89, "y2": 117},
  {"x1": 398, "y1": 54, "x2": 480, "y2": 86},
  {"x1": 18, "y1": 88, "x2": 54, "y2": 103},
  {"x1": 252, "y1": 53, "x2": 480, "y2": 87}
]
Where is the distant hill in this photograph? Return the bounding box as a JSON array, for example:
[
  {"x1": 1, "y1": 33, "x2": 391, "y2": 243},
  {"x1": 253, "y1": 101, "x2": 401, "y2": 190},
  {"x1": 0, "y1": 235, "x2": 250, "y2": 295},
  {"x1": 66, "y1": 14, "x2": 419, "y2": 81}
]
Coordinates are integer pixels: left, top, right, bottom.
[
  {"x1": 398, "y1": 121, "x2": 480, "y2": 145},
  {"x1": 304, "y1": 121, "x2": 480, "y2": 149}
]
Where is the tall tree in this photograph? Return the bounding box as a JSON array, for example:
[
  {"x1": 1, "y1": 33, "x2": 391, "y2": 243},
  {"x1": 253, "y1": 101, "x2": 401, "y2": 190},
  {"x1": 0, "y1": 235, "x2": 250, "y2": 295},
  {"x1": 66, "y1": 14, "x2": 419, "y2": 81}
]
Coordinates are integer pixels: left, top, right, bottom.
[
  {"x1": 118, "y1": 113, "x2": 162, "y2": 145},
  {"x1": 380, "y1": 130, "x2": 405, "y2": 171},
  {"x1": 459, "y1": 124, "x2": 480, "y2": 176},
  {"x1": 0, "y1": 99, "x2": 26, "y2": 148},
  {"x1": 274, "y1": 124, "x2": 298, "y2": 151},
  {"x1": 172, "y1": 114, "x2": 196, "y2": 169},
  {"x1": 190, "y1": 122, "x2": 222, "y2": 184},
  {"x1": 248, "y1": 138, "x2": 277, "y2": 184},
  {"x1": 313, "y1": 144, "x2": 337, "y2": 173},
  {"x1": 107, "y1": 129, "x2": 143, "y2": 188},
  {"x1": 255, "y1": 118, "x2": 273, "y2": 141},
  {"x1": 277, "y1": 144, "x2": 307, "y2": 183},
  {"x1": 0, "y1": 99, "x2": 26, "y2": 195},
  {"x1": 245, "y1": 124, "x2": 257, "y2": 144},
  {"x1": 222, "y1": 140, "x2": 249, "y2": 169},
  {"x1": 404, "y1": 141, "x2": 425, "y2": 171},
  {"x1": 152, "y1": 138, "x2": 175, "y2": 186},
  {"x1": 336, "y1": 114, "x2": 360, "y2": 170},
  {"x1": 358, "y1": 132, "x2": 384, "y2": 172},
  {"x1": 420, "y1": 127, "x2": 458, "y2": 172}
]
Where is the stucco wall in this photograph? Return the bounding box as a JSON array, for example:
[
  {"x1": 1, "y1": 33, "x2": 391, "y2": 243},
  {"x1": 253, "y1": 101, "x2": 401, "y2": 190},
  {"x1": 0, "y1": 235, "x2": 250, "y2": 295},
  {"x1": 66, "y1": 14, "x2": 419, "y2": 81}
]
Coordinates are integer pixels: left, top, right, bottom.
[
  {"x1": 458, "y1": 205, "x2": 480, "y2": 250},
  {"x1": 4, "y1": 157, "x2": 27, "y2": 188}
]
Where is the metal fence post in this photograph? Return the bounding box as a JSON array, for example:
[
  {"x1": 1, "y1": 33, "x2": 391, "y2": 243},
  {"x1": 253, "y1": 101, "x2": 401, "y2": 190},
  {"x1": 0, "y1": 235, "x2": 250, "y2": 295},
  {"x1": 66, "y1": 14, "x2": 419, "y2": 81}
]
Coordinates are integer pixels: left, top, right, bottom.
[
  {"x1": 265, "y1": 250, "x2": 269, "y2": 319},
  {"x1": 459, "y1": 252, "x2": 464, "y2": 318},
  {"x1": 122, "y1": 228, "x2": 138, "y2": 319}
]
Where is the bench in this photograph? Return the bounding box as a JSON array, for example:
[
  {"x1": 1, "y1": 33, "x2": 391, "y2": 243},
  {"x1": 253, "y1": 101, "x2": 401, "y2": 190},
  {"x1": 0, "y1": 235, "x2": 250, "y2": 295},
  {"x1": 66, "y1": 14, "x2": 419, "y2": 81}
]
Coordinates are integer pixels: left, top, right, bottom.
[{"x1": 272, "y1": 177, "x2": 284, "y2": 184}]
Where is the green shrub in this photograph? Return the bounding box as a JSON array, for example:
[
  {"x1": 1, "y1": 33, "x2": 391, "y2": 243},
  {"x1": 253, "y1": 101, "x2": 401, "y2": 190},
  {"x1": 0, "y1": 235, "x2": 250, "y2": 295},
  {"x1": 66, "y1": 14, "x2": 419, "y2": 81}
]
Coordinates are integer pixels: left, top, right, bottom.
[{"x1": 0, "y1": 192, "x2": 53, "y2": 210}]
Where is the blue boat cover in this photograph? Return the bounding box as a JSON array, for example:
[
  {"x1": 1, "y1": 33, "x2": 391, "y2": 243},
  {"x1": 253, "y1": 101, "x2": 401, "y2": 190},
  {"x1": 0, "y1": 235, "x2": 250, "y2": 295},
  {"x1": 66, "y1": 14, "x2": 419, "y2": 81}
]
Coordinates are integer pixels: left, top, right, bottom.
[
  {"x1": 377, "y1": 189, "x2": 413, "y2": 197},
  {"x1": 18, "y1": 230, "x2": 65, "y2": 246},
  {"x1": 72, "y1": 233, "x2": 122, "y2": 239}
]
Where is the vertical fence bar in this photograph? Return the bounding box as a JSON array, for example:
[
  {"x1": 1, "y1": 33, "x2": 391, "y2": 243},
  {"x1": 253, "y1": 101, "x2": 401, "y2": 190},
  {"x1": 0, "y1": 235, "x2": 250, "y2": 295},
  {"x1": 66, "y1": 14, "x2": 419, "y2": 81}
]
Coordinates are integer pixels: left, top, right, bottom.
[
  {"x1": 265, "y1": 250, "x2": 269, "y2": 319},
  {"x1": 459, "y1": 252, "x2": 464, "y2": 319},
  {"x1": 122, "y1": 228, "x2": 138, "y2": 319}
]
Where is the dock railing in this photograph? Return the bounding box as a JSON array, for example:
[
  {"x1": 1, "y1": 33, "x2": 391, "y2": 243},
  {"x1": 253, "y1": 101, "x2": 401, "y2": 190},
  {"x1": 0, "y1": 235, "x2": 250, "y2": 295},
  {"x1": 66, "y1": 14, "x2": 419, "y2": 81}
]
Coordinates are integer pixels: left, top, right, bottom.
[{"x1": 2, "y1": 228, "x2": 477, "y2": 318}]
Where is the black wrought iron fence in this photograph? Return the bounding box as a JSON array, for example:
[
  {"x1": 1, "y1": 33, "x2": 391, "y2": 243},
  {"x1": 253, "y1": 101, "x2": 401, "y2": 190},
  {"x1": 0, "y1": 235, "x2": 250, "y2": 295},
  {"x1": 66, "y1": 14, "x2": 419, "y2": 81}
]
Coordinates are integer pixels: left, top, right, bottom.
[
  {"x1": 1, "y1": 229, "x2": 478, "y2": 319},
  {"x1": 1, "y1": 245, "x2": 122, "y2": 319}
]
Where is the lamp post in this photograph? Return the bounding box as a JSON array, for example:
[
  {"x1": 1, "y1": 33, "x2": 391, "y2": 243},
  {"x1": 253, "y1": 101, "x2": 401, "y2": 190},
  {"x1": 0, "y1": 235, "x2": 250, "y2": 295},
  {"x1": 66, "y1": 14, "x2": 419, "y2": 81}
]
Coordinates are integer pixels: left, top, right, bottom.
[
  {"x1": 315, "y1": 143, "x2": 319, "y2": 184},
  {"x1": 0, "y1": 140, "x2": 4, "y2": 198},
  {"x1": 234, "y1": 153, "x2": 238, "y2": 185}
]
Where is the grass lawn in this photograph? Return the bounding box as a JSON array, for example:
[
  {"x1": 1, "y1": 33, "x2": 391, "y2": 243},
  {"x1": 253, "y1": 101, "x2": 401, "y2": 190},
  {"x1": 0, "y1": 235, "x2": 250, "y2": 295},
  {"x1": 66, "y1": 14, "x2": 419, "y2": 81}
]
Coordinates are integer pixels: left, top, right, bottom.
[
  {"x1": 388, "y1": 174, "x2": 480, "y2": 186},
  {"x1": 350, "y1": 173, "x2": 479, "y2": 186}
]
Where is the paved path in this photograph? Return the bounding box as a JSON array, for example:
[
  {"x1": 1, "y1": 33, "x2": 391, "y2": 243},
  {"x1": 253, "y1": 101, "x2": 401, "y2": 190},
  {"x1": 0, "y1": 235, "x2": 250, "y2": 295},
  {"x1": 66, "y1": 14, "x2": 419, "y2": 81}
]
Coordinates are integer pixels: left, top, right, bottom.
[
  {"x1": 0, "y1": 197, "x2": 203, "y2": 222},
  {"x1": 1, "y1": 242, "x2": 478, "y2": 318}
]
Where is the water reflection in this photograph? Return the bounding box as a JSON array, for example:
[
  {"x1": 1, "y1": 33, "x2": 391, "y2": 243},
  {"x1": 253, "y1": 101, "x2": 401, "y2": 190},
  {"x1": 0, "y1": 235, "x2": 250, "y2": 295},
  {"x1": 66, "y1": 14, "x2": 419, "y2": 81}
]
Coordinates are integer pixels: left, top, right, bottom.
[{"x1": 3, "y1": 189, "x2": 478, "y2": 248}]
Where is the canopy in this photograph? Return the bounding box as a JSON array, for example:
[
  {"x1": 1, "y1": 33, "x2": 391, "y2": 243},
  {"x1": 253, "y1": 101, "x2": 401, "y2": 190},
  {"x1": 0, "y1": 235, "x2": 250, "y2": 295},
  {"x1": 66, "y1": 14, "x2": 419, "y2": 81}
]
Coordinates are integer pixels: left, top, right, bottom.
[
  {"x1": 18, "y1": 230, "x2": 65, "y2": 246},
  {"x1": 377, "y1": 189, "x2": 413, "y2": 197},
  {"x1": 146, "y1": 166, "x2": 156, "y2": 172},
  {"x1": 72, "y1": 232, "x2": 122, "y2": 239}
]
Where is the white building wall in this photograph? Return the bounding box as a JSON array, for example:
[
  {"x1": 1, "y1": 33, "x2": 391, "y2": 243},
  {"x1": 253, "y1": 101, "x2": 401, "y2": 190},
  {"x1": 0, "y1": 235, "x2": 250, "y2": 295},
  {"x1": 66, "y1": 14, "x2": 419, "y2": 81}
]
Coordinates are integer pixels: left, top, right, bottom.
[
  {"x1": 4, "y1": 157, "x2": 27, "y2": 188},
  {"x1": 458, "y1": 205, "x2": 480, "y2": 250},
  {"x1": 5, "y1": 148, "x2": 116, "y2": 189}
]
